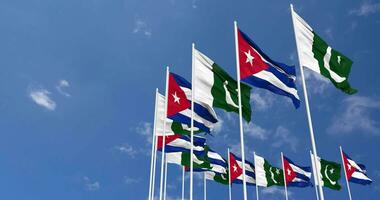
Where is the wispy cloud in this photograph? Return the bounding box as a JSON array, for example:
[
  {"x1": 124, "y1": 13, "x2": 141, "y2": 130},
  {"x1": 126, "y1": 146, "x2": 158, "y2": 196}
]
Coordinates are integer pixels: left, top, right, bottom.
[
  {"x1": 83, "y1": 176, "x2": 100, "y2": 191},
  {"x1": 324, "y1": 28, "x2": 333, "y2": 39},
  {"x1": 250, "y1": 92, "x2": 275, "y2": 111},
  {"x1": 261, "y1": 187, "x2": 292, "y2": 197},
  {"x1": 328, "y1": 96, "x2": 380, "y2": 135},
  {"x1": 133, "y1": 19, "x2": 152, "y2": 37},
  {"x1": 136, "y1": 122, "x2": 153, "y2": 143},
  {"x1": 303, "y1": 69, "x2": 330, "y2": 94},
  {"x1": 124, "y1": 177, "x2": 141, "y2": 184},
  {"x1": 191, "y1": 0, "x2": 198, "y2": 9},
  {"x1": 29, "y1": 88, "x2": 56, "y2": 111},
  {"x1": 350, "y1": 1, "x2": 380, "y2": 16},
  {"x1": 114, "y1": 143, "x2": 138, "y2": 158},
  {"x1": 56, "y1": 79, "x2": 71, "y2": 97},
  {"x1": 244, "y1": 122, "x2": 270, "y2": 140},
  {"x1": 272, "y1": 126, "x2": 299, "y2": 152}
]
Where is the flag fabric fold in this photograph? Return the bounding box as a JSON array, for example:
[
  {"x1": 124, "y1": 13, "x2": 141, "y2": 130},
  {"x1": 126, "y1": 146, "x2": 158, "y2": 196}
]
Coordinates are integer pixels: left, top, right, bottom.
[
  {"x1": 283, "y1": 155, "x2": 313, "y2": 187},
  {"x1": 311, "y1": 153, "x2": 342, "y2": 190},
  {"x1": 255, "y1": 154, "x2": 284, "y2": 187},
  {"x1": 167, "y1": 72, "x2": 218, "y2": 133},
  {"x1": 292, "y1": 9, "x2": 357, "y2": 94},
  {"x1": 342, "y1": 150, "x2": 372, "y2": 185},
  {"x1": 193, "y1": 48, "x2": 252, "y2": 122},
  {"x1": 236, "y1": 27, "x2": 300, "y2": 108}
]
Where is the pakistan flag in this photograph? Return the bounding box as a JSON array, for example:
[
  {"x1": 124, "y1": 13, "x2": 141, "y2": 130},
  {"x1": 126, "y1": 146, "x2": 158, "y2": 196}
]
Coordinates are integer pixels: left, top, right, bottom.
[
  {"x1": 194, "y1": 48, "x2": 252, "y2": 122},
  {"x1": 166, "y1": 145, "x2": 212, "y2": 170},
  {"x1": 292, "y1": 9, "x2": 357, "y2": 94},
  {"x1": 254, "y1": 154, "x2": 284, "y2": 187},
  {"x1": 311, "y1": 154, "x2": 342, "y2": 190}
]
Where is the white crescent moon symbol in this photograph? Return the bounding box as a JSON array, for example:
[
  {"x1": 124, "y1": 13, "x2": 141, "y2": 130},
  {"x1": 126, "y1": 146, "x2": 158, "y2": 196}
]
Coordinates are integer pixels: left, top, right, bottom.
[
  {"x1": 324, "y1": 165, "x2": 336, "y2": 185},
  {"x1": 269, "y1": 167, "x2": 278, "y2": 184}
]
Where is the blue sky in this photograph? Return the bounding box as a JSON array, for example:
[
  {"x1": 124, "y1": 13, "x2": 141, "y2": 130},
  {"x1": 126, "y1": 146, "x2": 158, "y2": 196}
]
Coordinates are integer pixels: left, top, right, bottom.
[{"x1": 0, "y1": 0, "x2": 379, "y2": 199}]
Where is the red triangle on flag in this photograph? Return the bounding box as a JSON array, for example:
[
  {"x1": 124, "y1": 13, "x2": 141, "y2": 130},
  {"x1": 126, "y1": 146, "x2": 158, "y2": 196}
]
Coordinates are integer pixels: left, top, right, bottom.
[
  {"x1": 156, "y1": 134, "x2": 181, "y2": 150},
  {"x1": 167, "y1": 73, "x2": 191, "y2": 117},
  {"x1": 283, "y1": 158, "x2": 296, "y2": 185},
  {"x1": 342, "y1": 152, "x2": 356, "y2": 180},
  {"x1": 237, "y1": 28, "x2": 269, "y2": 79},
  {"x1": 229, "y1": 153, "x2": 243, "y2": 182}
]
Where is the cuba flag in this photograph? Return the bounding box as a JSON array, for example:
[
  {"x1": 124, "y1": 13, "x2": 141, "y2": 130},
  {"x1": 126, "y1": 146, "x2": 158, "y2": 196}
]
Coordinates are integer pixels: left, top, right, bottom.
[
  {"x1": 167, "y1": 72, "x2": 218, "y2": 133},
  {"x1": 342, "y1": 150, "x2": 372, "y2": 185},
  {"x1": 283, "y1": 155, "x2": 312, "y2": 187},
  {"x1": 236, "y1": 28, "x2": 300, "y2": 108}
]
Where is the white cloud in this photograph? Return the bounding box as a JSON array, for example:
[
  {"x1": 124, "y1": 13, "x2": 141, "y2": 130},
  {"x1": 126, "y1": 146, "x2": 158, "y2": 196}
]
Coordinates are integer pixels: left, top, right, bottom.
[
  {"x1": 56, "y1": 79, "x2": 71, "y2": 97},
  {"x1": 124, "y1": 177, "x2": 141, "y2": 184},
  {"x1": 350, "y1": 1, "x2": 380, "y2": 16},
  {"x1": 133, "y1": 19, "x2": 152, "y2": 37},
  {"x1": 303, "y1": 69, "x2": 330, "y2": 94},
  {"x1": 191, "y1": 0, "x2": 198, "y2": 8},
  {"x1": 272, "y1": 126, "x2": 299, "y2": 152},
  {"x1": 136, "y1": 122, "x2": 153, "y2": 143},
  {"x1": 115, "y1": 143, "x2": 138, "y2": 158},
  {"x1": 324, "y1": 28, "x2": 333, "y2": 39},
  {"x1": 29, "y1": 88, "x2": 56, "y2": 111},
  {"x1": 244, "y1": 122, "x2": 269, "y2": 140},
  {"x1": 261, "y1": 187, "x2": 292, "y2": 197},
  {"x1": 328, "y1": 96, "x2": 380, "y2": 135},
  {"x1": 250, "y1": 92, "x2": 275, "y2": 111},
  {"x1": 212, "y1": 117, "x2": 223, "y2": 135},
  {"x1": 83, "y1": 176, "x2": 100, "y2": 191}
]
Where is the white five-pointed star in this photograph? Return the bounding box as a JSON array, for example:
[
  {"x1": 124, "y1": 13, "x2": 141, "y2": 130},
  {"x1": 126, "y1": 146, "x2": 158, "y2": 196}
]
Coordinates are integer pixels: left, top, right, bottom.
[
  {"x1": 276, "y1": 169, "x2": 280, "y2": 174},
  {"x1": 347, "y1": 164, "x2": 352, "y2": 170},
  {"x1": 233, "y1": 164, "x2": 238, "y2": 172},
  {"x1": 330, "y1": 168, "x2": 335, "y2": 174},
  {"x1": 172, "y1": 92, "x2": 180, "y2": 104},
  {"x1": 287, "y1": 169, "x2": 291, "y2": 176},
  {"x1": 244, "y1": 50, "x2": 254, "y2": 66}
]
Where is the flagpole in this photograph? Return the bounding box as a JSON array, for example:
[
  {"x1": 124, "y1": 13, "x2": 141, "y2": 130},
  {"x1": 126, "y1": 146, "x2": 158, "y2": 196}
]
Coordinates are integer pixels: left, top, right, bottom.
[
  {"x1": 228, "y1": 148, "x2": 232, "y2": 200},
  {"x1": 233, "y1": 20, "x2": 248, "y2": 200},
  {"x1": 290, "y1": 4, "x2": 324, "y2": 200},
  {"x1": 190, "y1": 43, "x2": 196, "y2": 200},
  {"x1": 310, "y1": 150, "x2": 320, "y2": 200},
  {"x1": 182, "y1": 166, "x2": 185, "y2": 200},
  {"x1": 254, "y1": 152, "x2": 259, "y2": 200},
  {"x1": 281, "y1": 152, "x2": 289, "y2": 200},
  {"x1": 148, "y1": 89, "x2": 159, "y2": 200},
  {"x1": 151, "y1": 122, "x2": 159, "y2": 200},
  {"x1": 164, "y1": 158, "x2": 168, "y2": 200},
  {"x1": 204, "y1": 172, "x2": 207, "y2": 200},
  {"x1": 159, "y1": 67, "x2": 170, "y2": 200},
  {"x1": 340, "y1": 146, "x2": 353, "y2": 200}
]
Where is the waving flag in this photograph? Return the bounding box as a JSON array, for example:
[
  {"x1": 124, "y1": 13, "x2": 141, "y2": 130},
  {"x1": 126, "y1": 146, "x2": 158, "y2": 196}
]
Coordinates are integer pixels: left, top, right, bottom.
[
  {"x1": 283, "y1": 155, "x2": 312, "y2": 187},
  {"x1": 167, "y1": 72, "x2": 218, "y2": 133},
  {"x1": 193, "y1": 48, "x2": 252, "y2": 122},
  {"x1": 292, "y1": 8, "x2": 357, "y2": 94},
  {"x1": 236, "y1": 28, "x2": 300, "y2": 108},
  {"x1": 311, "y1": 153, "x2": 342, "y2": 190},
  {"x1": 230, "y1": 152, "x2": 256, "y2": 185},
  {"x1": 255, "y1": 154, "x2": 284, "y2": 187},
  {"x1": 342, "y1": 150, "x2": 372, "y2": 185}
]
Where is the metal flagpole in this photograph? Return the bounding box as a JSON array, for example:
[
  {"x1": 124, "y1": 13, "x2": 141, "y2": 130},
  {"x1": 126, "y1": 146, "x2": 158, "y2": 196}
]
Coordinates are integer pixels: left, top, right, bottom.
[
  {"x1": 290, "y1": 4, "x2": 324, "y2": 200},
  {"x1": 190, "y1": 43, "x2": 196, "y2": 200},
  {"x1": 182, "y1": 166, "x2": 185, "y2": 200},
  {"x1": 228, "y1": 148, "x2": 232, "y2": 200},
  {"x1": 164, "y1": 158, "x2": 168, "y2": 200},
  {"x1": 310, "y1": 151, "x2": 320, "y2": 200},
  {"x1": 254, "y1": 152, "x2": 259, "y2": 200},
  {"x1": 233, "y1": 20, "x2": 248, "y2": 200},
  {"x1": 204, "y1": 172, "x2": 207, "y2": 200},
  {"x1": 159, "y1": 67, "x2": 170, "y2": 200},
  {"x1": 340, "y1": 146, "x2": 353, "y2": 200},
  {"x1": 151, "y1": 124, "x2": 158, "y2": 200},
  {"x1": 148, "y1": 89, "x2": 159, "y2": 200},
  {"x1": 281, "y1": 152, "x2": 289, "y2": 200}
]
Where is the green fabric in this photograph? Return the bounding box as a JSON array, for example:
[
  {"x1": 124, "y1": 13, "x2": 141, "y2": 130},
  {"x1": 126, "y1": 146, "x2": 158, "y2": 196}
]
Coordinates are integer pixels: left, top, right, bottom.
[
  {"x1": 320, "y1": 159, "x2": 341, "y2": 190},
  {"x1": 211, "y1": 63, "x2": 252, "y2": 122},
  {"x1": 180, "y1": 146, "x2": 212, "y2": 170},
  {"x1": 263, "y1": 159, "x2": 284, "y2": 187},
  {"x1": 312, "y1": 32, "x2": 357, "y2": 94},
  {"x1": 170, "y1": 121, "x2": 203, "y2": 136}
]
